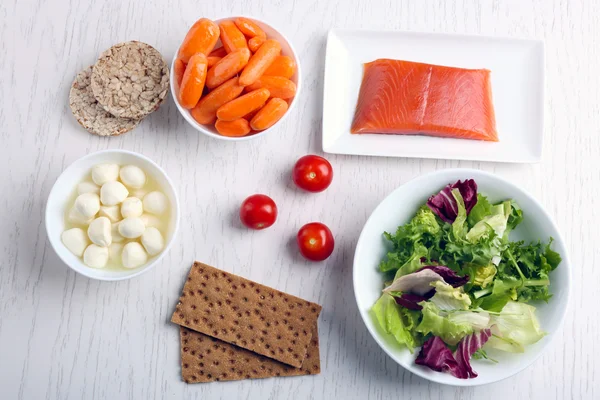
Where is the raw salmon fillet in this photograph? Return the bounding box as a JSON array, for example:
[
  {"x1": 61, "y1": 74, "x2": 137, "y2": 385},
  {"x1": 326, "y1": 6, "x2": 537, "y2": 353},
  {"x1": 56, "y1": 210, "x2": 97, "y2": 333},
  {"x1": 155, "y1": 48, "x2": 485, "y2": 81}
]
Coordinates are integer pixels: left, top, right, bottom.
[{"x1": 351, "y1": 59, "x2": 498, "y2": 141}]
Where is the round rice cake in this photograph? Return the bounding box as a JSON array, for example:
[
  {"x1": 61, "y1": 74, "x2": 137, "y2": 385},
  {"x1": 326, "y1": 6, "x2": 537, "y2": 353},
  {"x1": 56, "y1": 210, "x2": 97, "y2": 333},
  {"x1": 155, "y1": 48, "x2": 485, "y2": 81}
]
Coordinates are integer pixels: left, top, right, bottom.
[
  {"x1": 69, "y1": 66, "x2": 140, "y2": 137},
  {"x1": 91, "y1": 41, "x2": 169, "y2": 120}
]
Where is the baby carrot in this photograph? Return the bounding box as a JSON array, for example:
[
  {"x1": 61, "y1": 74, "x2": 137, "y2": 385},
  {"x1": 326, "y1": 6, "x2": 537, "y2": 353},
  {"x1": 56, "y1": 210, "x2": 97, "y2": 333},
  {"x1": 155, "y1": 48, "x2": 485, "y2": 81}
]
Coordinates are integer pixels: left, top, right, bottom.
[
  {"x1": 242, "y1": 107, "x2": 261, "y2": 121},
  {"x1": 219, "y1": 21, "x2": 248, "y2": 53},
  {"x1": 207, "y1": 56, "x2": 222, "y2": 68},
  {"x1": 190, "y1": 77, "x2": 245, "y2": 125},
  {"x1": 263, "y1": 56, "x2": 296, "y2": 79},
  {"x1": 248, "y1": 35, "x2": 266, "y2": 53},
  {"x1": 173, "y1": 58, "x2": 187, "y2": 88},
  {"x1": 209, "y1": 46, "x2": 227, "y2": 57},
  {"x1": 215, "y1": 118, "x2": 251, "y2": 137},
  {"x1": 234, "y1": 17, "x2": 265, "y2": 38},
  {"x1": 216, "y1": 88, "x2": 270, "y2": 121},
  {"x1": 250, "y1": 98, "x2": 288, "y2": 131},
  {"x1": 246, "y1": 76, "x2": 297, "y2": 99},
  {"x1": 239, "y1": 40, "x2": 281, "y2": 86},
  {"x1": 178, "y1": 18, "x2": 220, "y2": 63},
  {"x1": 179, "y1": 53, "x2": 208, "y2": 109},
  {"x1": 206, "y1": 48, "x2": 251, "y2": 89}
]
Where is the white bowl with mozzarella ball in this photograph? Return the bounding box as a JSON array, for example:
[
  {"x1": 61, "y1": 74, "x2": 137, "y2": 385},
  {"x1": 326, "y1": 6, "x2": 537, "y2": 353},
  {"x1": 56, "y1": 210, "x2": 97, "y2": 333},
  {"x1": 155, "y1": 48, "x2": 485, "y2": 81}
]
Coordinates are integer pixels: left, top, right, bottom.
[
  {"x1": 46, "y1": 150, "x2": 180, "y2": 281},
  {"x1": 170, "y1": 16, "x2": 301, "y2": 141},
  {"x1": 353, "y1": 168, "x2": 571, "y2": 386}
]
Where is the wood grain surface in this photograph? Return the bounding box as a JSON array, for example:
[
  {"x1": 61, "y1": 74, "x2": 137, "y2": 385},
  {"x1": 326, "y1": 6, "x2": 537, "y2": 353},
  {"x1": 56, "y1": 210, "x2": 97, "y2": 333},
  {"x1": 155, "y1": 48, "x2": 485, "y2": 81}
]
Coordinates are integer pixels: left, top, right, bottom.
[{"x1": 0, "y1": 0, "x2": 597, "y2": 399}]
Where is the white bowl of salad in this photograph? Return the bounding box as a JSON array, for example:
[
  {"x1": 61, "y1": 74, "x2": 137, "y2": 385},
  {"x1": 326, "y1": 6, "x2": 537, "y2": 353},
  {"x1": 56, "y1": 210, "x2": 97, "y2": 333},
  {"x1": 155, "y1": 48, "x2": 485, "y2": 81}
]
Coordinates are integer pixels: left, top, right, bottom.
[{"x1": 353, "y1": 168, "x2": 570, "y2": 386}]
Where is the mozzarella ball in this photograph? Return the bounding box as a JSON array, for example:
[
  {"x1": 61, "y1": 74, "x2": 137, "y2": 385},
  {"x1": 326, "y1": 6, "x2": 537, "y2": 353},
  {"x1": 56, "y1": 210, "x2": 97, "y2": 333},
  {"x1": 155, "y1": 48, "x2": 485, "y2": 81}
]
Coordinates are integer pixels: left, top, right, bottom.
[
  {"x1": 111, "y1": 222, "x2": 124, "y2": 243},
  {"x1": 68, "y1": 206, "x2": 93, "y2": 225},
  {"x1": 141, "y1": 227, "x2": 164, "y2": 256},
  {"x1": 121, "y1": 197, "x2": 143, "y2": 218},
  {"x1": 87, "y1": 217, "x2": 112, "y2": 247},
  {"x1": 119, "y1": 165, "x2": 146, "y2": 189},
  {"x1": 83, "y1": 244, "x2": 109, "y2": 268},
  {"x1": 100, "y1": 181, "x2": 129, "y2": 206},
  {"x1": 92, "y1": 164, "x2": 119, "y2": 185},
  {"x1": 140, "y1": 213, "x2": 162, "y2": 229},
  {"x1": 77, "y1": 181, "x2": 100, "y2": 195},
  {"x1": 122, "y1": 242, "x2": 148, "y2": 269},
  {"x1": 61, "y1": 228, "x2": 89, "y2": 257},
  {"x1": 118, "y1": 217, "x2": 145, "y2": 239},
  {"x1": 99, "y1": 205, "x2": 121, "y2": 222},
  {"x1": 143, "y1": 191, "x2": 168, "y2": 215},
  {"x1": 108, "y1": 243, "x2": 124, "y2": 264},
  {"x1": 130, "y1": 188, "x2": 148, "y2": 199},
  {"x1": 74, "y1": 193, "x2": 100, "y2": 218}
]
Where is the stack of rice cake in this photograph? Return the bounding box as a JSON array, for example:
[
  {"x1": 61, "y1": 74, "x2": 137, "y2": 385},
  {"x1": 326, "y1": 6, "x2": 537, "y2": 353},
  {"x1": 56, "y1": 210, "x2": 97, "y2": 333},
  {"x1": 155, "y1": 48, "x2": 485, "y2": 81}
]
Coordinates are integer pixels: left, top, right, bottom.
[
  {"x1": 69, "y1": 41, "x2": 169, "y2": 137},
  {"x1": 171, "y1": 262, "x2": 322, "y2": 383}
]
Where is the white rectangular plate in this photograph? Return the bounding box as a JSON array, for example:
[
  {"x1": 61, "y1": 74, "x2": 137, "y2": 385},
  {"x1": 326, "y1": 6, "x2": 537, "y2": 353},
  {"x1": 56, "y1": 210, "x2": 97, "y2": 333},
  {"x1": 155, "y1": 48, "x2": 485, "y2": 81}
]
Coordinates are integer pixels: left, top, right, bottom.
[{"x1": 322, "y1": 29, "x2": 544, "y2": 163}]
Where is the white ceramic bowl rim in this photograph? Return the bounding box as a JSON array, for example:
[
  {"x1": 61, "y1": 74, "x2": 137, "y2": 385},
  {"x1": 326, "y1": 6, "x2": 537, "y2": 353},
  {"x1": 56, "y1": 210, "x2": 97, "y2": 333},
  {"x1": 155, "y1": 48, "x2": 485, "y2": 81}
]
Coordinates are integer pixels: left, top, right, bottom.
[
  {"x1": 45, "y1": 149, "x2": 181, "y2": 281},
  {"x1": 170, "y1": 15, "x2": 302, "y2": 141},
  {"x1": 352, "y1": 168, "x2": 571, "y2": 386}
]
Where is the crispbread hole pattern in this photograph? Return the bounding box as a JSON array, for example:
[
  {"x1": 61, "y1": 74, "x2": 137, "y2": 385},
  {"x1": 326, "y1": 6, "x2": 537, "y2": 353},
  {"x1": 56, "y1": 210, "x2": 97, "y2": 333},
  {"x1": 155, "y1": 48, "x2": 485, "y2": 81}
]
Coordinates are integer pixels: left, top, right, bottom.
[
  {"x1": 176, "y1": 263, "x2": 320, "y2": 364},
  {"x1": 180, "y1": 327, "x2": 320, "y2": 383}
]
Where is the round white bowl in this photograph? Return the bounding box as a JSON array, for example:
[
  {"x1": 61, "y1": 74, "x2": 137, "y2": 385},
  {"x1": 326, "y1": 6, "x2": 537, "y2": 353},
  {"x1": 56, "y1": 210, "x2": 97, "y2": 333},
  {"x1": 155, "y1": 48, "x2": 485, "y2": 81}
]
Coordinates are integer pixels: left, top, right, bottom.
[
  {"x1": 170, "y1": 16, "x2": 302, "y2": 141},
  {"x1": 353, "y1": 168, "x2": 570, "y2": 386},
  {"x1": 46, "y1": 150, "x2": 180, "y2": 281}
]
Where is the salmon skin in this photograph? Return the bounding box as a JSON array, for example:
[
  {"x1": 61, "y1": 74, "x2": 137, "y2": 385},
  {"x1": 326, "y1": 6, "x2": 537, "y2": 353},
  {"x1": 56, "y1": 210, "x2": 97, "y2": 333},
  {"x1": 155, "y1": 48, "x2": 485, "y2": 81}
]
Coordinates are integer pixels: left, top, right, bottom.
[{"x1": 351, "y1": 59, "x2": 498, "y2": 142}]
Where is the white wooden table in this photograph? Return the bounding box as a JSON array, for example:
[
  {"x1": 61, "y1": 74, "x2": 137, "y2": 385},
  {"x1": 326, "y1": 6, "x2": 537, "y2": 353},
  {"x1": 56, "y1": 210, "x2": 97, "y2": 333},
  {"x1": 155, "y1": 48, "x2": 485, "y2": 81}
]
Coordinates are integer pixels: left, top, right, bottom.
[{"x1": 1, "y1": 0, "x2": 597, "y2": 399}]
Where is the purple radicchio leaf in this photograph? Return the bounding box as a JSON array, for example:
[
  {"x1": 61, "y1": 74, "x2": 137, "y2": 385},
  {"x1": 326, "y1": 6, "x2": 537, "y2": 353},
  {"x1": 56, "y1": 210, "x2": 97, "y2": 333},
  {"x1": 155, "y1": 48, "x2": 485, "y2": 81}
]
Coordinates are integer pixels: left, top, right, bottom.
[
  {"x1": 415, "y1": 330, "x2": 492, "y2": 379},
  {"x1": 426, "y1": 179, "x2": 478, "y2": 223},
  {"x1": 415, "y1": 336, "x2": 465, "y2": 378},
  {"x1": 393, "y1": 291, "x2": 434, "y2": 310},
  {"x1": 453, "y1": 328, "x2": 492, "y2": 379},
  {"x1": 418, "y1": 266, "x2": 470, "y2": 288}
]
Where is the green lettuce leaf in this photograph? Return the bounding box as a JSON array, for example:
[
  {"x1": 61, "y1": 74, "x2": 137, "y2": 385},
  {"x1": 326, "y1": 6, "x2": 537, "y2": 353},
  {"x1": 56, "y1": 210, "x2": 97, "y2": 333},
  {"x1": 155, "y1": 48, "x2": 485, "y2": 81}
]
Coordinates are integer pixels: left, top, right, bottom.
[
  {"x1": 436, "y1": 232, "x2": 499, "y2": 273},
  {"x1": 495, "y1": 239, "x2": 561, "y2": 303},
  {"x1": 466, "y1": 203, "x2": 509, "y2": 244},
  {"x1": 451, "y1": 189, "x2": 468, "y2": 240},
  {"x1": 503, "y1": 202, "x2": 523, "y2": 240},
  {"x1": 478, "y1": 277, "x2": 520, "y2": 312},
  {"x1": 371, "y1": 294, "x2": 421, "y2": 352},
  {"x1": 485, "y1": 301, "x2": 546, "y2": 353},
  {"x1": 447, "y1": 310, "x2": 490, "y2": 330},
  {"x1": 393, "y1": 243, "x2": 428, "y2": 279},
  {"x1": 543, "y1": 241, "x2": 562, "y2": 269},
  {"x1": 472, "y1": 264, "x2": 497, "y2": 288},
  {"x1": 429, "y1": 281, "x2": 472, "y2": 311},
  {"x1": 467, "y1": 194, "x2": 493, "y2": 227},
  {"x1": 474, "y1": 238, "x2": 562, "y2": 308},
  {"x1": 379, "y1": 206, "x2": 441, "y2": 274},
  {"x1": 416, "y1": 302, "x2": 473, "y2": 345},
  {"x1": 410, "y1": 205, "x2": 442, "y2": 236},
  {"x1": 380, "y1": 250, "x2": 411, "y2": 274}
]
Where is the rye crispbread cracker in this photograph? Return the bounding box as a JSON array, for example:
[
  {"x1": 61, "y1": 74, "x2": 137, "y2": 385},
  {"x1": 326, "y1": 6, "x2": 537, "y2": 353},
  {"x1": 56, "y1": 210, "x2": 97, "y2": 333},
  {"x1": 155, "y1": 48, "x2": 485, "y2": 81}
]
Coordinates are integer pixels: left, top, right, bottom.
[
  {"x1": 180, "y1": 322, "x2": 320, "y2": 383},
  {"x1": 171, "y1": 262, "x2": 322, "y2": 368},
  {"x1": 69, "y1": 66, "x2": 140, "y2": 136},
  {"x1": 91, "y1": 41, "x2": 169, "y2": 120}
]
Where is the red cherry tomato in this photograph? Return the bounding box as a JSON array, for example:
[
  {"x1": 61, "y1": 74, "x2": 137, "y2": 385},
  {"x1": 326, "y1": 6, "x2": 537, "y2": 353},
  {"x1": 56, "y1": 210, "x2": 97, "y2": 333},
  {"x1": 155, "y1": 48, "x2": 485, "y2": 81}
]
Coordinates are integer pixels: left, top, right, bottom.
[
  {"x1": 239, "y1": 194, "x2": 277, "y2": 230},
  {"x1": 297, "y1": 222, "x2": 334, "y2": 261},
  {"x1": 292, "y1": 155, "x2": 333, "y2": 193}
]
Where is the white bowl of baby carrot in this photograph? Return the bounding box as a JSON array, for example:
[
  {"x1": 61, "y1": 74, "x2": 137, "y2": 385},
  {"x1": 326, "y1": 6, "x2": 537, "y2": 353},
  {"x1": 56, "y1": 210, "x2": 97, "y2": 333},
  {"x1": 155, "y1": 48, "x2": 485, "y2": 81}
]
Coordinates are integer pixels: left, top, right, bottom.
[{"x1": 171, "y1": 16, "x2": 301, "y2": 140}]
